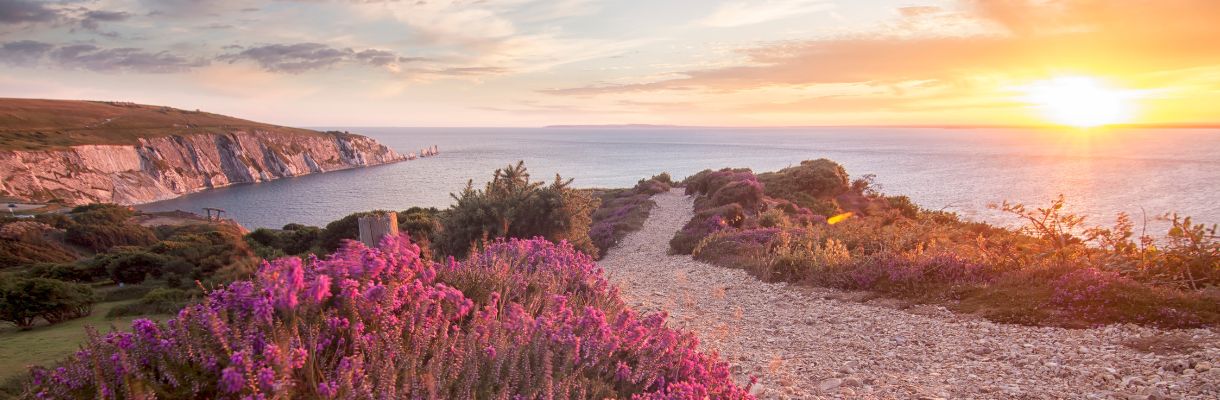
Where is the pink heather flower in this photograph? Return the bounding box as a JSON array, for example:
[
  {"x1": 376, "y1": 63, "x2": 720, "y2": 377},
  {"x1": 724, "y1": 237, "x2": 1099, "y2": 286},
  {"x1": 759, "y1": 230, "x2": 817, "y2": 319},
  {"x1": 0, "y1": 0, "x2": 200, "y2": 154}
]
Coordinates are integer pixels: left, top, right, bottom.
[
  {"x1": 485, "y1": 345, "x2": 497, "y2": 359},
  {"x1": 308, "y1": 275, "x2": 333, "y2": 304},
  {"x1": 220, "y1": 366, "x2": 243, "y2": 393},
  {"x1": 290, "y1": 348, "x2": 308, "y2": 369},
  {"x1": 318, "y1": 381, "x2": 339, "y2": 398},
  {"x1": 257, "y1": 367, "x2": 275, "y2": 390}
]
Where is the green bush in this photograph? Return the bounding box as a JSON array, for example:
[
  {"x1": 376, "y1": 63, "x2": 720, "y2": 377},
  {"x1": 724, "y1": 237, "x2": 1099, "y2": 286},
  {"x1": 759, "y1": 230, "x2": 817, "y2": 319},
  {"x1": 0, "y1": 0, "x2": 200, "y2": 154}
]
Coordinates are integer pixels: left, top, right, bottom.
[
  {"x1": 64, "y1": 223, "x2": 157, "y2": 252},
  {"x1": 101, "y1": 250, "x2": 168, "y2": 284},
  {"x1": 68, "y1": 204, "x2": 135, "y2": 226},
  {"x1": 757, "y1": 159, "x2": 849, "y2": 210},
  {"x1": 0, "y1": 277, "x2": 96, "y2": 329},
  {"x1": 151, "y1": 223, "x2": 258, "y2": 281},
  {"x1": 21, "y1": 262, "x2": 103, "y2": 283},
  {"x1": 438, "y1": 161, "x2": 598, "y2": 258}
]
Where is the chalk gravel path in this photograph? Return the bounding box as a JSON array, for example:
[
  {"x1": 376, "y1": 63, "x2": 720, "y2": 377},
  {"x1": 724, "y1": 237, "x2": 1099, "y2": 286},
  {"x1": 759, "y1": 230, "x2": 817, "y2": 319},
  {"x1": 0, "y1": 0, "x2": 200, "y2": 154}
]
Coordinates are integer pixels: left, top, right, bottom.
[{"x1": 598, "y1": 190, "x2": 1220, "y2": 399}]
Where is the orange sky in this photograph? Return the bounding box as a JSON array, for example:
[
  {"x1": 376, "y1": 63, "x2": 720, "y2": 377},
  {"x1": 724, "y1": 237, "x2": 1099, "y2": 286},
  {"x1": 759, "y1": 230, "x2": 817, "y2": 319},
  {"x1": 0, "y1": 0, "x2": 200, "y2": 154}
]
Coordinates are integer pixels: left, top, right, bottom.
[{"x1": 1, "y1": 0, "x2": 1218, "y2": 127}]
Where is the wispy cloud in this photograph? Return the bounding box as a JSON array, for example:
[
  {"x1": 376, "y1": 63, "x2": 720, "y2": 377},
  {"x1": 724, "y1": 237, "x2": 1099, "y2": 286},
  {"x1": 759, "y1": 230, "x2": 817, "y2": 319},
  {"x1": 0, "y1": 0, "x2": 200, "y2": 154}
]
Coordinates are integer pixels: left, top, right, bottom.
[
  {"x1": 218, "y1": 43, "x2": 423, "y2": 73},
  {"x1": 1, "y1": 41, "x2": 208, "y2": 73},
  {"x1": 700, "y1": 0, "x2": 834, "y2": 27},
  {"x1": 0, "y1": 0, "x2": 59, "y2": 24}
]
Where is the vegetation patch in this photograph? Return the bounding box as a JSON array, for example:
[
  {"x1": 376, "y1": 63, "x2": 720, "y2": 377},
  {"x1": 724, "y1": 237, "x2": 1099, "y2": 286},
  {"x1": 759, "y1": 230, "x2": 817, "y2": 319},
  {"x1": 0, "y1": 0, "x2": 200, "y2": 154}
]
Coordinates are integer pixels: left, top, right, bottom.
[
  {"x1": 20, "y1": 236, "x2": 749, "y2": 399},
  {"x1": 673, "y1": 159, "x2": 1220, "y2": 329}
]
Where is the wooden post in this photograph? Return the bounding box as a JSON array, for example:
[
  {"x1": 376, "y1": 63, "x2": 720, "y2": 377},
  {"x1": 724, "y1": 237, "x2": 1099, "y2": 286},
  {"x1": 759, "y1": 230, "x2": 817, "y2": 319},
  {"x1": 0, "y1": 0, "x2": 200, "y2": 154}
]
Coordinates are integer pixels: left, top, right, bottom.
[{"x1": 358, "y1": 212, "x2": 399, "y2": 248}]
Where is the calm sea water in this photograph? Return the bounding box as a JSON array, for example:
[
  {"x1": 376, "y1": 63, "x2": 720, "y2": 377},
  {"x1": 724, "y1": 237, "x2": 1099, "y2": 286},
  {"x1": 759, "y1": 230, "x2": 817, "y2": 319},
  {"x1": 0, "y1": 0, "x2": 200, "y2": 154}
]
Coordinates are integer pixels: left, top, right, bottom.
[{"x1": 138, "y1": 127, "x2": 1220, "y2": 234}]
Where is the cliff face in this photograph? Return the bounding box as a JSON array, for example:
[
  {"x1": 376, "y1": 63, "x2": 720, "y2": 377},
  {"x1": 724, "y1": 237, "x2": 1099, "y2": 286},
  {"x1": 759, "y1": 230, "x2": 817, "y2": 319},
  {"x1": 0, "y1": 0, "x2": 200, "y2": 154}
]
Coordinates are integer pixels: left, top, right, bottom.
[{"x1": 0, "y1": 130, "x2": 404, "y2": 205}]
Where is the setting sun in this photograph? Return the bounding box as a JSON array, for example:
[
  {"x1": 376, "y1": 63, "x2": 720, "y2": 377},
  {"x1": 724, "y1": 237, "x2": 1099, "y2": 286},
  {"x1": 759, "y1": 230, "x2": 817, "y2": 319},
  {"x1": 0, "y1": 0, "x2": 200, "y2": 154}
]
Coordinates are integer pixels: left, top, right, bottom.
[{"x1": 1022, "y1": 76, "x2": 1138, "y2": 128}]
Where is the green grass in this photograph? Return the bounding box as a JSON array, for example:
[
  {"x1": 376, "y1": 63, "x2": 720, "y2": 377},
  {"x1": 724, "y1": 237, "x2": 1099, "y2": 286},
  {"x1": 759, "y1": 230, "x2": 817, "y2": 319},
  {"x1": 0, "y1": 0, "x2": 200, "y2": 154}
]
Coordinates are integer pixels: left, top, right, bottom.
[{"x1": 0, "y1": 299, "x2": 174, "y2": 383}]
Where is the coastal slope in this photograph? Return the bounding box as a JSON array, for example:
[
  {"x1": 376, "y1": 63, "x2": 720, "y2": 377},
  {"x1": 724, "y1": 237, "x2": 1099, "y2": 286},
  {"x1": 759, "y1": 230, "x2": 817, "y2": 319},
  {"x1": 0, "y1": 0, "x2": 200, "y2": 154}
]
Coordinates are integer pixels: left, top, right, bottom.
[{"x1": 0, "y1": 99, "x2": 405, "y2": 205}]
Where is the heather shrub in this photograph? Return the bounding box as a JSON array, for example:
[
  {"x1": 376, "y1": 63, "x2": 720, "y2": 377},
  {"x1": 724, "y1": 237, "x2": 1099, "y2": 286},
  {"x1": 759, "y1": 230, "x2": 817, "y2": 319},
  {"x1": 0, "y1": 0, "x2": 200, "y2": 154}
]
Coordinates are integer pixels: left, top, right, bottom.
[
  {"x1": 764, "y1": 231, "x2": 852, "y2": 283},
  {"x1": 683, "y1": 168, "x2": 754, "y2": 197},
  {"x1": 757, "y1": 159, "x2": 849, "y2": 210},
  {"x1": 710, "y1": 179, "x2": 764, "y2": 210},
  {"x1": 669, "y1": 204, "x2": 745, "y2": 254},
  {"x1": 0, "y1": 277, "x2": 96, "y2": 329},
  {"x1": 757, "y1": 208, "x2": 789, "y2": 228},
  {"x1": 438, "y1": 161, "x2": 598, "y2": 258},
  {"x1": 634, "y1": 174, "x2": 673, "y2": 195},
  {"x1": 691, "y1": 229, "x2": 780, "y2": 272},
  {"x1": 23, "y1": 235, "x2": 749, "y2": 399}
]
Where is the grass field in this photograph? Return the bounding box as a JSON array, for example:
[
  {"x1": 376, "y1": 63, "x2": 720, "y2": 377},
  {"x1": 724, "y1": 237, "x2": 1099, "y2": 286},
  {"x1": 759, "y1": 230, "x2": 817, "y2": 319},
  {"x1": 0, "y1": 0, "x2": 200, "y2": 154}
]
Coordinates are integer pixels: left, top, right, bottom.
[
  {"x1": 0, "y1": 299, "x2": 174, "y2": 383},
  {"x1": 0, "y1": 98, "x2": 325, "y2": 150}
]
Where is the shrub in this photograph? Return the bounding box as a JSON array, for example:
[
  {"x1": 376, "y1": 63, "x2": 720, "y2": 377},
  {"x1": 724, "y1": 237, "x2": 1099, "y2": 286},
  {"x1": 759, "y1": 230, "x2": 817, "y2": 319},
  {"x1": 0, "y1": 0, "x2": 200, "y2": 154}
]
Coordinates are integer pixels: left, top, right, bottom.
[
  {"x1": 757, "y1": 159, "x2": 849, "y2": 210},
  {"x1": 64, "y1": 223, "x2": 157, "y2": 252},
  {"x1": 669, "y1": 204, "x2": 744, "y2": 255},
  {"x1": 21, "y1": 262, "x2": 103, "y2": 283},
  {"x1": 68, "y1": 204, "x2": 135, "y2": 226},
  {"x1": 691, "y1": 228, "x2": 780, "y2": 273},
  {"x1": 0, "y1": 222, "x2": 78, "y2": 268},
  {"x1": 589, "y1": 191, "x2": 653, "y2": 255},
  {"x1": 710, "y1": 179, "x2": 764, "y2": 210},
  {"x1": 152, "y1": 223, "x2": 258, "y2": 282},
  {"x1": 438, "y1": 161, "x2": 599, "y2": 258},
  {"x1": 25, "y1": 236, "x2": 749, "y2": 399},
  {"x1": 398, "y1": 207, "x2": 442, "y2": 243},
  {"x1": 102, "y1": 250, "x2": 168, "y2": 284},
  {"x1": 0, "y1": 277, "x2": 96, "y2": 329}
]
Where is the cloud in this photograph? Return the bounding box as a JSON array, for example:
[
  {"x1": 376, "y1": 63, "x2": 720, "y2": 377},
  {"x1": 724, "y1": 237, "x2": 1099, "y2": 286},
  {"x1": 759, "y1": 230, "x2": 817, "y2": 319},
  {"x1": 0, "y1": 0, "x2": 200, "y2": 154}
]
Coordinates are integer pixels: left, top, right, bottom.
[
  {"x1": 219, "y1": 43, "x2": 419, "y2": 73},
  {"x1": 50, "y1": 44, "x2": 209, "y2": 73},
  {"x1": 0, "y1": 40, "x2": 52, "y2": 65},
  {"x1": 79, "y1": 10, "x2": 131, "y2": 30},
  {"x1": 549, "y1": 0, "x2": 1220, "y2": 96},
  {"x1": 0, "y1": 0, "x2": 59, "y2": 24},
  {"x1": 1, "y1": 41, "x2": 209, "y2": 73},
  {"x1": 700, "y1": 0, "x2": 834, "y2": 27}
]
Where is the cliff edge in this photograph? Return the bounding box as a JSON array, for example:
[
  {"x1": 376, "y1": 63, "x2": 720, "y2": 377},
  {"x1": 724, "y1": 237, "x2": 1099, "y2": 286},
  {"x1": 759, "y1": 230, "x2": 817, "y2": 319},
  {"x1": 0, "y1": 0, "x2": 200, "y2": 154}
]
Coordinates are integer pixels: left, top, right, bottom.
[{"x1": 0, "y1": 98, "x2": 406, "y2": 205}]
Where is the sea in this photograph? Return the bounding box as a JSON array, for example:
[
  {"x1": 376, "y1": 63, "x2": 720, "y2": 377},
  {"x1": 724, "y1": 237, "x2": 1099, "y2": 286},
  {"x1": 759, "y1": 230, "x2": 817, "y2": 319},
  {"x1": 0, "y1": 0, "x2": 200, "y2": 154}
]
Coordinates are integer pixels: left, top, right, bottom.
[{"x1": 138, "y1": 127, "x2": 1220, "y2": 236}]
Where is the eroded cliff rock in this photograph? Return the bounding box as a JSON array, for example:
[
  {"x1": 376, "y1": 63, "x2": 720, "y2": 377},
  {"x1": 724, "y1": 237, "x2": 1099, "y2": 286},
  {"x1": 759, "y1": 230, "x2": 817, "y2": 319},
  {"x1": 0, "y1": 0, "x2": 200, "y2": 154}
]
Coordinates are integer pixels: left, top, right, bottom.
[{"x1": 0, "y1": 130, "x2": 404, "y2": 205}]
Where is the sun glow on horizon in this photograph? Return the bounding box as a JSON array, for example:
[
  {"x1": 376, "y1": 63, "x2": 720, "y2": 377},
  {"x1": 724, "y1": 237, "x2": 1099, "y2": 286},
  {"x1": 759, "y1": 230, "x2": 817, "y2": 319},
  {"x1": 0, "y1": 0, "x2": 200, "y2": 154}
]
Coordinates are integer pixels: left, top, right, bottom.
[{"x1": 1021, "y1": 76, "x2": 1139, "y2": 128}]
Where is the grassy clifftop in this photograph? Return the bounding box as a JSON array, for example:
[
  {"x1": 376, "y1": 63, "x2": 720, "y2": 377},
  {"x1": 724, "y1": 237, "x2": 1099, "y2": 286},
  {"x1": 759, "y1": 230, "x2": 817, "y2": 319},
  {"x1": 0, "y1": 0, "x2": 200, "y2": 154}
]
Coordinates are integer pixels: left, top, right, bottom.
[{"x1": 0, "y1": 98, "x2": 327, "y2": 151}]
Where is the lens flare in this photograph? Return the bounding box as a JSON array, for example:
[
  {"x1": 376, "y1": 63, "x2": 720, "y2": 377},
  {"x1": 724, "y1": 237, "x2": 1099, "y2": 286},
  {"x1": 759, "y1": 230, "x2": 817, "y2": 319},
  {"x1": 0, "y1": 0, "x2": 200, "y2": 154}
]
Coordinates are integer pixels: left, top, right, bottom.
[{"x1": 828, "y1": 212, "x2": 854, "y2": 225}]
